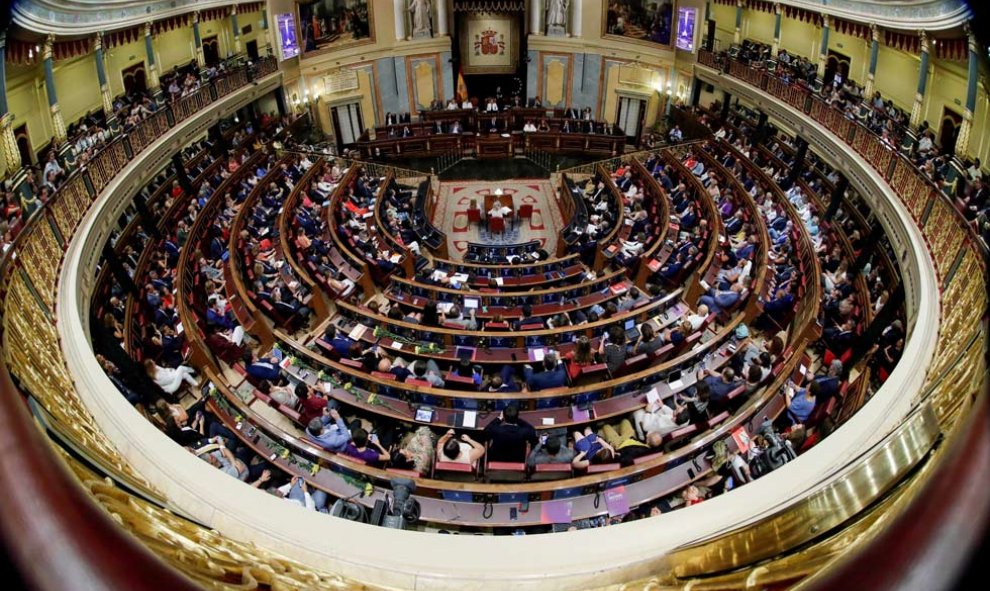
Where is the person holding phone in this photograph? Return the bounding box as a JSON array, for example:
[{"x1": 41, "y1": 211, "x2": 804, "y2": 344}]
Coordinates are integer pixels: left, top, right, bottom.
[{"x1": 437, "y1": 429, "x2": 485, "y2": 468}]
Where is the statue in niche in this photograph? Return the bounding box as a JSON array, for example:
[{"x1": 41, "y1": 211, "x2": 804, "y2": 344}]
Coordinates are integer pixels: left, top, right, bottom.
[
  {"x1": 546, "y1": 0, "x2": 569, "y2": 36},
  {"x1": 409, "y1": 0, "x2": 433, "y2": 38}
]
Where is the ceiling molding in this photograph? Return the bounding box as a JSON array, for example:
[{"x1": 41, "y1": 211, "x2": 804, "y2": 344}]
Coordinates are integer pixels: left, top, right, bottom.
[
  {"x1": 775, "y1": 1, "x2": 972, "y2": 32},
  {"x1": 11, "y1": 0, "x2": 264, "y2": 37}
]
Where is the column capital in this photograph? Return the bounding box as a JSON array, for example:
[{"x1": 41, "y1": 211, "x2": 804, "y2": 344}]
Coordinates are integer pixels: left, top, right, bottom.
[
  {"x1": 193, "y1": 10, "x2": 200, "y2": 24},
  {"x1": 230, "y1": 4, "x2": 237, "y2": 16},
  {"x1": 773, "y1": 2, "x2": 781, "y2": 15},
  {"x1": 821, "y1": 14, "x2": 829, "y2": 29},
  {"x1": 94, "y1": 32, "x2": 103, "y2": 52},
  {"x1": 0, "y1": 29, "x2": 7, "y2": 49},
  {"x1": 919, "y1": 30, "x2": 929, "y2": 53},
  {"x1": 966, "y1": 26, "x2": 978, "y2": 54},
  {"x1": 145, "y1": 21, "x2": 153, "y2": 37},
  {"x1": 870, "y1": 23, "x2": 879, "y2": 42},
  {"x1": 736, "y1": 0, "x2": 743, "y2": 7},
  {"x1": 43, "y1": 34, "x2": 55, "y2": 60}
]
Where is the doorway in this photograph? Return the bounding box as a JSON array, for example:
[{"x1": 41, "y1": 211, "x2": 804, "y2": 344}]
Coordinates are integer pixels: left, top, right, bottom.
[
  {"x1": 121, "y1": 63, "x2": 147, "y2": 96},
  {"x1": 246, "y1": 40, "x2": 259, "y2": 60},
  {"x1": 824, "y1": 49, "x2": 851, "y2": 87},
  {"x1": 203, "y1": 36, "x2": 220, "y2": 65},
  {"x1": 330, "y1": 102, "x2": 364, "y2": 151},
  {"x1": 616, "y1": 96, "x2": 647, "y2": 144},
  {"x1": 939, "y1": 107, "x2": 962, "y2": 157},
  {"x1": 14, "y1": 124, "x2": 32, "y2": 166}
]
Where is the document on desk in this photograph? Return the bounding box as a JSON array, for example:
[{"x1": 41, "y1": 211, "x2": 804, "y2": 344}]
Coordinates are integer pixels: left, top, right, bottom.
[
  {"x1": 669, "y1": 379, "x2": 685, "y2": 390},
  {"x1": 437, "y1": 301, "x2": 455, "y2": 314},
  {"x1": 528, "y1": 347, "x2": 546, "y2": 362},
  {"x1": 348, "y1": 324, "x2": 368, "y2": 341},
  {"x1": 645, "y1": 387, "x2": 661, "y2": 406},
  {"x1": 461, "y1": 410, "x2": 477, "y2": 429}
]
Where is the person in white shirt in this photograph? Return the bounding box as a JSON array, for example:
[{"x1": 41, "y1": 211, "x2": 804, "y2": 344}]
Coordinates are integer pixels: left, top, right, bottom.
[
  {"x1": 633, "y1": 400, "x2": 689, "y2": 439},
  {"x1": 446, "y1": 99, "x2": 459, "y2": 110},
  {"x1": 461, "y1": 99, "x2": 474, "y2": 109},
  {"x1": 917, "y1": 132, "x2": 934, "y2": 155},
  {"x1": 523, "y1": 121, "x2": 537, "y2": 132},
  {"x1": 488, "y1": 200, "x2": 511, "y2": 218},
  {"x1": 486, "y1": 98, "x2": 499, "y2": 112},
  {"x1": 686, "y1": 304, "x2": 710, "y2": 331}
]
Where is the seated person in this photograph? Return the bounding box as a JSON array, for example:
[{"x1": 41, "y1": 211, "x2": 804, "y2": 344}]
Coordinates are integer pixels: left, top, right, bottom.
[
  {"x1": 390, "y1": 426, "x2": 436, "y2": 474},
  {"x1": 785, "y1": 380, "x2": 819, "y2": 426},
  {"x1": 700, "y1": 367, "x2": 742, "y2": 406},
  {"x1": 342, "y1": 428, "x2": 391, "y2": 464},
  {"x1": 631, "y1": 323, "x2": 665, "y2": 356},
  {"x1": 523, "y1": 353, "x2": 568, "y2": 391},
  {"x1": 436, "y1": 429, "x2": 485, "y2": 467},
  {"x1": 632, "y1": 400, "x2": 690, "y2": 439},
  {"x1": 569, "y1": 427, "x2": 616, "y2": 469},
  {"x1": 484, "y1": 404, "x2": 538, "y2": 461},
  {"x1": 599, "y1": 419, "x2": 664, "y2": 466},
  {"x1": 526, "y1": 435, "x2": 579, "y2": 467},
  {"x1": 305, "y1": 408, "x2": 350, "y2": 452},
  {"x1": 564, "y1": 336, "x2": 597, "y2": 380}
]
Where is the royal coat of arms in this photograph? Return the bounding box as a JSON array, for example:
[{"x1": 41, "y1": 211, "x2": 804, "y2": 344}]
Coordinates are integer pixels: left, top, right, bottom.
[{"x1": 474, "y1": 29, "x2": 506, "y2": 56}]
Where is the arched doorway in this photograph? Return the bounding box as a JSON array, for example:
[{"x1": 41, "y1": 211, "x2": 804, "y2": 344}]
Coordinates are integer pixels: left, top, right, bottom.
[
  {"x1": 938, "y1": 107, "x2": 962, "y2": 157},
  {"x1": 202, "y1": 36, "x2": 220, "y2": 65},
  {"x1": 824, "y1": 50, "x2": 851, "y2": 87},
  {"x1": 121, "y1": 63, "x2": 147, "y2": 96},
  {"x1": 14, "y1": 124, "x2": 32, "y2": 166}
]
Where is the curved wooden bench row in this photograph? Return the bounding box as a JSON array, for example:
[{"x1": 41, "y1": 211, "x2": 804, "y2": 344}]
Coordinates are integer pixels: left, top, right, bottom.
[
  {"x1": 325, "y1": 165, "x2": 377, "y2": 296},
  {"x1": 277, "y1": 157, "x2": 333, "y2": 322},
  {"x1": 387, "y1": 266, "x2": 628, "y2": 314},
  {"x1": 710, "y1": 138, "x2": 823, "y2": 341},
  {"x1": 176, "y1": 150, "x2": 272, "y2": 372},
  {"x1": 227, "y1": 153, "x2": 306, "y2": 339},
  {"x1": 693, "y1": 144, "x2": 772, "y2": 324},
  {"x1": 199, "y1": 336, "x2": 804, "y2": 525},
  {"x1": 669, "y1": 146, "x2": 726, "y2": 307}
]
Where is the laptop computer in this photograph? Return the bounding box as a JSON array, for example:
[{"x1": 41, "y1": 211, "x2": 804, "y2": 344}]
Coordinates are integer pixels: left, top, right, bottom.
[{"x1": 624, "y1": 318, "x2": 640, "y2": 342}]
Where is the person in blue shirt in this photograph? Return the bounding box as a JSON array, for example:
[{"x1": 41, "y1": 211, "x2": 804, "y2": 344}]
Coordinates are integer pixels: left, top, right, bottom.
[
  {"x1": 242, "y1": 351, "x2": 284, "y2": 384},
  {"x1": 523, "y1": 353, "x2": 567, "y2": 391},
  {"x1": 786, "y1": 380, "x2": 819, "y2": 425},
  {"x1": 701, "y1": 367, "x2": 741, "y2": 405},
  {"x1": 699, "y1": 283, "x2": 743, "y2": 314},
  {"x1": 306, "y1": 408, "x2": 350, "y2": 452}
]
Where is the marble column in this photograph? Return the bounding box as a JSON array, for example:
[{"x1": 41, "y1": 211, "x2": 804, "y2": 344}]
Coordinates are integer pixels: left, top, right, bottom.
[
  {"x1": 954, "y1": 30, "x2": 979, "y2": 156},
  {"x1": 436, "y1": 0, "x2": 449, "y2": 36},
  {"x1": 531, "y1": 0, "x2": 544, "y2": 36},
  {"x1": 733, "y1": 0, "x2": 742, "y2": 45},
  {"x1": 0, "y1": 31, "x2": 21, "y2": 176},
  {"x1": 144, "y1": 23, "x2": 162, "y2": 99},
  {"x1": 817, "y1": 15, "x2": 830, "y2": 78},
  {"x1": 231, "y1": 6, "x2": 242, "y2": 55},
  {"x1": 193, "y1": 11, "x2": 205, "y2": 67},
  {"x1": 570, "y1": 0, "x2": 582, "y2": 38},
  {"x1": 910, "y1": 31, "x2": 930, "y2": 128},
  {"x1": 771, "y1": 3, "x2": 781, "y2": 55},
  {"x1": 863, "y1": 24, "x2": 879, "y2": 99},
  {"x1": 43, "y1": 35, "x2": 68, "y2": 145},
  {"x1": 394, "y1": 0, "x2": 408, "y2": 40},
  {"x1": 94, "y1": 34, "x2": 115, "y2": 123}
]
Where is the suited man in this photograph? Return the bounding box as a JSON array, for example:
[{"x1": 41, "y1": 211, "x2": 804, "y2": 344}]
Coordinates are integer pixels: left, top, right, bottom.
[
  {"x1": 616, "y1": 171, "x2": 634, "y2": 192},
  {"x1": 565, "y1": 105, "x2": 580, "y2": 119},
  {"x1": 399, "y1": 112, "x2": 411, "y2": 123},
  {"x1": 385, "y1": 112, "x2": 397, "y2": 126},
  {"x1": 451, "y1": 121, "x2": 463, "y2": 134},
  {"x1": 528, "y1": 95, "x2": 543, "y2": 108},
  {"x1": 523, "y1": 355, "x2": 567, "y2": 391},
  {"x1": 561, "y1": 120, "x2": 571, "y2": 133},
  {"x1": 823, "y1": 318, "x2": 856, "y2": 353},
  {"x1": 434, "y1": 120, "x2": 445, "y2": 134}
]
